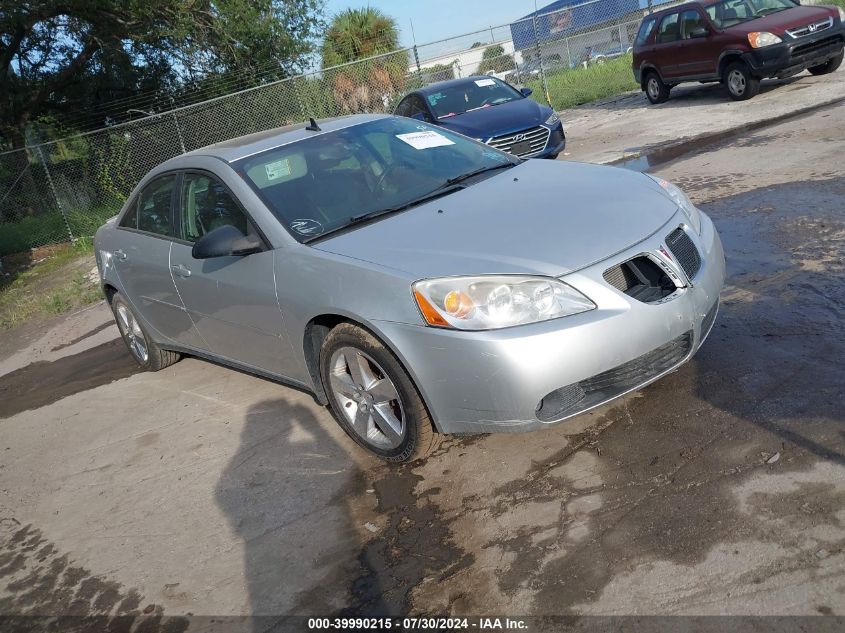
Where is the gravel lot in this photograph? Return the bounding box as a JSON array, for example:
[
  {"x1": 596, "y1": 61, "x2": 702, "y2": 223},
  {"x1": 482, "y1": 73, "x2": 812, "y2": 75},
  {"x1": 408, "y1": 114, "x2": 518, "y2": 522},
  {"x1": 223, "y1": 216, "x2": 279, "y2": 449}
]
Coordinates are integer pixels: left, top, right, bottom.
[{"x1": 0, "y1": 99, "x2": 843, "y2": 631}]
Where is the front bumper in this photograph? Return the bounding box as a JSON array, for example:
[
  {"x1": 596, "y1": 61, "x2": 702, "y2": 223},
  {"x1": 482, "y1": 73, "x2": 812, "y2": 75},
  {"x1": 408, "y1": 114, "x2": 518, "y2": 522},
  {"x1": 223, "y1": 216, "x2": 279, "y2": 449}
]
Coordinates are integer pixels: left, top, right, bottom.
[
  {"x1": 744, "y1": 24, "x2": 844, "y2": 78},
  {"x1": 374, "y1": 209, "x2": 725, "y2": 434}
]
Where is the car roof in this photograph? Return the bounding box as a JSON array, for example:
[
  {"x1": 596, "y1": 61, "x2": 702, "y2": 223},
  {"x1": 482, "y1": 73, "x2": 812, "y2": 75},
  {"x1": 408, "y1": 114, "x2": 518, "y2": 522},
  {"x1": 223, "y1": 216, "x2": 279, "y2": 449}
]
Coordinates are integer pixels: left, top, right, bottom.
[
  {"x1": 415, "y1": 76, "x2": 505, "y2": 95},
  {"x1": 648, "y1": 0, "x2": 720, "y2": 17},
  {"x1": 163, "y1": 113, "x2": 389, "y2": 165}
]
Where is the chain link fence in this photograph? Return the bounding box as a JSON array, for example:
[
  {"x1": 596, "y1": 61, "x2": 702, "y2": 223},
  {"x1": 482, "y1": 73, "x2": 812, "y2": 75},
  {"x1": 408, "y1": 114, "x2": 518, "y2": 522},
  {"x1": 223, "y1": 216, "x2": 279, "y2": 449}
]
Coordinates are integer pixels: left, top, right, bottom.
[{"x1": 1, "y1": 0, "x2": 673, "y2": 257}]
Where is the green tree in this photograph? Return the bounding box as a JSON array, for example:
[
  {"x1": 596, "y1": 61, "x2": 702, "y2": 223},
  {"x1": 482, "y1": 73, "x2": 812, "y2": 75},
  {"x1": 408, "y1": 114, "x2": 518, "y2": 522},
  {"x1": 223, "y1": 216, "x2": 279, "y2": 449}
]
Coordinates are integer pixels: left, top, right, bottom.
[
  {"x1": 0, "y1": 1, "x2": 325, "y2": 147},
  {"x1": 477, "y1": 44, "x2": 515, "y2": 75},
  {"x1": 320, "y1": 7, "x2": 407, "y2": 114}
]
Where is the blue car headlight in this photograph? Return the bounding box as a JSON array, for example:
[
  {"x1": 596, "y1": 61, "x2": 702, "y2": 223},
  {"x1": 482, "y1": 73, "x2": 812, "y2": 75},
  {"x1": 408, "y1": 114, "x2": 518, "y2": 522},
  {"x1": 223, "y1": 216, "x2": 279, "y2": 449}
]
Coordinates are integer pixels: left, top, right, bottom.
[{"x1": 544, "y1": 112, "x2": 560, "y2": 126}]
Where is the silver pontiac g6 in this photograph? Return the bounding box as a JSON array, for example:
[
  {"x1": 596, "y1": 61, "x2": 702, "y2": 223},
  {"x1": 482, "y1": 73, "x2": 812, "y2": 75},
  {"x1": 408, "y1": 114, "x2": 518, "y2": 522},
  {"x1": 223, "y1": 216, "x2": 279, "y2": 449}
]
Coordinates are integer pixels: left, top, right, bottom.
[{"x1": 95, "y1": 114, "x2": 725, "y2": 462}]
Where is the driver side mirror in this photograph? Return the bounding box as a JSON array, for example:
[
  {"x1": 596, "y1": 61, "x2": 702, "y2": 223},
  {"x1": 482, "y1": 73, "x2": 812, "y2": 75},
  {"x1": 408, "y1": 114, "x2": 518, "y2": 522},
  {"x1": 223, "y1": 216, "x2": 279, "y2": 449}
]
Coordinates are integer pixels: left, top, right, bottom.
[
  {"x1": 520, "y1": 87, "x2": 533, "y2": 97},
  {"x1": 689, "y1": 26, "x2": 710, "y2": 38},
  {"x1": 192, "y1": 224, "x2": 262, "y2": 259}
]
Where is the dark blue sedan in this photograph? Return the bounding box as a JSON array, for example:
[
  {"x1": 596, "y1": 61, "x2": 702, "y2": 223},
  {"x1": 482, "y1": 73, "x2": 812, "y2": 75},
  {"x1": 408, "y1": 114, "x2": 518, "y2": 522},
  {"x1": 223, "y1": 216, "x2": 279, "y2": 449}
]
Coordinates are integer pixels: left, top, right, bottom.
[{"x1": 394, "y1": 76, "x2": 566, "y2": 159}]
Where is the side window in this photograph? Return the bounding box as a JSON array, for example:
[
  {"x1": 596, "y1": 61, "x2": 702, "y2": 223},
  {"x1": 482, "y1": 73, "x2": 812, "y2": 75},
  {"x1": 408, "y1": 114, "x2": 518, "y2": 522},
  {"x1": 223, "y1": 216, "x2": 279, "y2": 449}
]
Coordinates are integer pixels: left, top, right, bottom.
[
  {"x1": 409, "y1": 96, "x2": 428, "y2": 118},
  {"x1": 179, "y1": 173, "x2": 251, "y2": 243},
  {"x1": 680, "y1": 10, "x2": 706, "y2": 39},
  {"x1": 656, "y1": 13, "x2": 680, "y2": 44},
  {"x1": 395, "y1": 98, "x2": 412, "y2": 117},
  {"x1": 134, "y1": 175, "x2": 176, "y2": 236},
  {"x1": 636, "y1": 18, "x2": 657, "y2": 45}
]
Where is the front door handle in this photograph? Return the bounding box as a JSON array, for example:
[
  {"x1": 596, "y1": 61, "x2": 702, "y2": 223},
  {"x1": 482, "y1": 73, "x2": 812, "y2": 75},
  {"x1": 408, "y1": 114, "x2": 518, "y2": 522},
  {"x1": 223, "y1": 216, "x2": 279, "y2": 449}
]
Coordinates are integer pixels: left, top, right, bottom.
[{"x1": 171, "y1": 264, "x2": 192, "y2": 278}]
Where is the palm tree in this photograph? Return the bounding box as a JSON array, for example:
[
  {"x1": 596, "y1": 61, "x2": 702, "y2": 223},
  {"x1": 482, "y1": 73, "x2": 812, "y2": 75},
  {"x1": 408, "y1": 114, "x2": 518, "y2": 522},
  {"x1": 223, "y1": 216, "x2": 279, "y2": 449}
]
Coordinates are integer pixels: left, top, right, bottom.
[{"x1": 320, "y1": 8, "x2": 408, "y2": 114}]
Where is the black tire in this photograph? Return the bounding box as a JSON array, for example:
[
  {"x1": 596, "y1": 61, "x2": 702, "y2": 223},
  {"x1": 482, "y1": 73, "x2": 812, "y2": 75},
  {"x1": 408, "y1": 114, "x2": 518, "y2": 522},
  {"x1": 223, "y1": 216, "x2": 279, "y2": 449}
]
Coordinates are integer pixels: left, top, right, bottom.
[
  {"x1": 320, "y1": 322, "x2": 440, "y2": 463},
  {"x1": 724, "y1": 61, "x2": 760, "y2": 101},
  {"x1": 110, "y1": 293, "x2": 180, "y2": 371},
  {"x1": 808, "y1": 50, "x2": 843, "y2": 76},
  {"x1": 644, "y1": 71, "x2": 670, "y2": 104}
]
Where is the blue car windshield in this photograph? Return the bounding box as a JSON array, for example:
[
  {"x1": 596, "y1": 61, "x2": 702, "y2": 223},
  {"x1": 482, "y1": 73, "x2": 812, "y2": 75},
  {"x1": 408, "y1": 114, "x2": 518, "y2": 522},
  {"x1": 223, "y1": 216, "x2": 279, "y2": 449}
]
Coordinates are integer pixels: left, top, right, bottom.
[
  {"x1": 235, "y1": 117, "x2": 517, "y2": 242},
  {"x1": 426, "y1": 78, "x2": 525, "y2": 119}
]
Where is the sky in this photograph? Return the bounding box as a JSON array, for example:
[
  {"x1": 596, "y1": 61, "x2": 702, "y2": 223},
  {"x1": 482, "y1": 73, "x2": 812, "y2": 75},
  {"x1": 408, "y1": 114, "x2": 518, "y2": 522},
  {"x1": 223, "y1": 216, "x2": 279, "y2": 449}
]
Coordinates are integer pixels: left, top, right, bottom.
[{"x1": 322, "y1": 0, "x2": 547, "y2": 48}]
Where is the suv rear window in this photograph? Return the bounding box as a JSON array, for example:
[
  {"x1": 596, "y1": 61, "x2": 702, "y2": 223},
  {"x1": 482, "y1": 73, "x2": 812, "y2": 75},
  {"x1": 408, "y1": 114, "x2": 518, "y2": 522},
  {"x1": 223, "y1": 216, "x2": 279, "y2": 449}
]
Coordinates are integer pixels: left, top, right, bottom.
[{"x1": 636, "y1": 18, "x2": 657, "y2": 45}]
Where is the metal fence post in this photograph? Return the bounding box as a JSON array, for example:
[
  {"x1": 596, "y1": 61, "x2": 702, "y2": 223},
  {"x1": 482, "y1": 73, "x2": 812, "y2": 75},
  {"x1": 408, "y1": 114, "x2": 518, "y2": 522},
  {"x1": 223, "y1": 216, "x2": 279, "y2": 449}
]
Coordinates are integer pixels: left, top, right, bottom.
[
  {"x1": 169, "y1": 99, "x2": 187, "y2": 154},
  {"x1": 36, "y1": 144, "x2": 74, "y2": 243},
  {"x1": 413, "y1": 45, "x2": 422, "y2": 74},
  {"x1": 532, "y1": 13, "x2": 553, "y2": 108}
]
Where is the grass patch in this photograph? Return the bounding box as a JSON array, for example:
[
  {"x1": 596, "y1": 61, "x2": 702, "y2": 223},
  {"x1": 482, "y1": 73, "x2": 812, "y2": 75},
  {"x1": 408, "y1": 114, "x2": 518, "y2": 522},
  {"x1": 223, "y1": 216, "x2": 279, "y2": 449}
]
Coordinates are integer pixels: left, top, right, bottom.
[
  {"x1": 527, "y1": 54, "x2": 639, "y2": 111},
  {"x1": 0, "y1": 240, "x2": 102, "y2": 331}
]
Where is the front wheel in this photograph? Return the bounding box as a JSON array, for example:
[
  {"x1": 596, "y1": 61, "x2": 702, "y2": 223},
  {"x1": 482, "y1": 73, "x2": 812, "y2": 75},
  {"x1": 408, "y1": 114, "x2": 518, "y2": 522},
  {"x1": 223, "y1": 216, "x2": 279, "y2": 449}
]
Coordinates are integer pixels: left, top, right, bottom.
[
  {"x1": 724, "y1": 61, "x2": 760, "y2": 101},
  {"x1": 320, "y1": 323, "x2": 440, "y2": 463},
  {"x1": 808, "y1": 50, "x2": 843, "y2": 75}
]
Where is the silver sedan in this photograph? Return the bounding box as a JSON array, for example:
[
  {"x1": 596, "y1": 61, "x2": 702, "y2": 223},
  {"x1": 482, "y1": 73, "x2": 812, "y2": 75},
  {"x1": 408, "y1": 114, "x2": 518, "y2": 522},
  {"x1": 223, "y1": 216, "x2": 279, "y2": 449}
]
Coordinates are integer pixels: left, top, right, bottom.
[{"x1": 95, "y1": 114, "x2": 725, "y2": 462}]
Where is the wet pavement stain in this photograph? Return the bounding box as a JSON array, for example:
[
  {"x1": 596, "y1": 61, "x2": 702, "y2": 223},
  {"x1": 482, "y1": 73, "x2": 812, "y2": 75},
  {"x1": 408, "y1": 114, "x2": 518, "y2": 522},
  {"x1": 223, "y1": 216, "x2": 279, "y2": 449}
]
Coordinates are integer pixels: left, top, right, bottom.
[
  {"x1": 0, "y1": 339, "x2": 140, "y2": 419},
  {"x1": 50, "y1": 322, "x2": 116, "y2": 352},
  {"x1": 0, "y1": 522, "x2": 188, "y2": 632}
]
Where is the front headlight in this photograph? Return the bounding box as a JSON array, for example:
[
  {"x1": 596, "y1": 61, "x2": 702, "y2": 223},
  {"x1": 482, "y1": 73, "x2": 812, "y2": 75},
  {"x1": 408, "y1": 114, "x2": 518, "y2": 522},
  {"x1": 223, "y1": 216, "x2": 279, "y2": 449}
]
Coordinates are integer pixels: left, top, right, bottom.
[
  {"x1": 647, "y1": 175, "x2": 701, "y2": 235},
  {"x1": 838, "y1": 7, "x2": 845, "y2": 22},
  {"x1": 413, "y1": 275, "x2": 595, "y2": 330},
  {"x1": 748, "y1": 32, "x2": 782, "y2": 48},
  {"x1": 544, "y1": 112, "x2": 560, "y2": 126}
]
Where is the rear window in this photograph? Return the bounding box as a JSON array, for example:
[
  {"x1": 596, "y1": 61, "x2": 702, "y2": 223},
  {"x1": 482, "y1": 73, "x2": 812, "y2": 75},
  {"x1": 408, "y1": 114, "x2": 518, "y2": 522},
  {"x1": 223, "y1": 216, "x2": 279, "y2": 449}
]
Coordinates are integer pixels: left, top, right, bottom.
[{"x1": 636, "y1": 18, "x2": 657, "y2": 46}]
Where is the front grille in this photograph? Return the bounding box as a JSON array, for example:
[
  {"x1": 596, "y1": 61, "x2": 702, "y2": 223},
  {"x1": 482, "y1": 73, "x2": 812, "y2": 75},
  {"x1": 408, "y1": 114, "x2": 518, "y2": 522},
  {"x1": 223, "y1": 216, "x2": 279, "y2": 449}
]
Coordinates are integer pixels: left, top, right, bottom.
[
  {"x1": 793, "y1": 34, "x2": 843, "y2": 58},
  {"x1": 487, "y1": 126, "x2": 550, "y2": 157},
  {"x1": 786, "y1": 16, "x2": 833, "y2": 39},
  {"x1": 536, "y1": 332, "x2": 693, "y2": 422},
  {"x1": 603, "y1": 255, "x2": 678, "y2": 303},
  {"x1": 666, "y1": 227, "x2": 701, "y2": 280}
]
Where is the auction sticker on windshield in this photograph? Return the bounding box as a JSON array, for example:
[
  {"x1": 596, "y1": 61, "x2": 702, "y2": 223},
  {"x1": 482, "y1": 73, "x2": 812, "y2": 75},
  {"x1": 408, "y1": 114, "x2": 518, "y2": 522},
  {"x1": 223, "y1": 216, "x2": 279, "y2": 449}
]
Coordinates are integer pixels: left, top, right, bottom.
[
  {"x1": 396, "y1": 131, "x2": 455, "y2": 150},
  {"x1": 474, "y1": 78, "x2": 496, "y2": 87},
  {"x1": 265, "y1": 159, "x2": 292, "y2": 180}
]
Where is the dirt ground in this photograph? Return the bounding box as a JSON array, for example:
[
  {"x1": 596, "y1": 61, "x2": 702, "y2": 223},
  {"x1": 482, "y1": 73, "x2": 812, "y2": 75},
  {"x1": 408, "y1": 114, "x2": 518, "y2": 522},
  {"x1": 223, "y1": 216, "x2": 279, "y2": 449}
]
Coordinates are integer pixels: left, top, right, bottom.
[{"x1": 0, "y1": 103, "x2": 843, "y2": 631}]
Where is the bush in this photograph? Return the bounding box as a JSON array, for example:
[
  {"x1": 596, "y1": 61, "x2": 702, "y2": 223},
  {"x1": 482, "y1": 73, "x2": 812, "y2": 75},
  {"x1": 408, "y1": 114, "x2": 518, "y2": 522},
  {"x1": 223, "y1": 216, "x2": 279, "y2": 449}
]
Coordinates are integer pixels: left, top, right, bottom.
[{"x1": 0, "y1": 205, "x2": 117, "y2": 256}]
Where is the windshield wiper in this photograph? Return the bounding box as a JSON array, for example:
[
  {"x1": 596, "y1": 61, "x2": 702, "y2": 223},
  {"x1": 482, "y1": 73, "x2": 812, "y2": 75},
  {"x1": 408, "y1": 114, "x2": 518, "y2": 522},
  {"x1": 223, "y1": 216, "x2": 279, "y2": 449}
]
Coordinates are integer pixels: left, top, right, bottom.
[
  {"x1": 444, "y1": 161, "x2": 517, "y2": 187},
  {"x1": 304, "y1": 184, "x2": 465, "y2": 243}
]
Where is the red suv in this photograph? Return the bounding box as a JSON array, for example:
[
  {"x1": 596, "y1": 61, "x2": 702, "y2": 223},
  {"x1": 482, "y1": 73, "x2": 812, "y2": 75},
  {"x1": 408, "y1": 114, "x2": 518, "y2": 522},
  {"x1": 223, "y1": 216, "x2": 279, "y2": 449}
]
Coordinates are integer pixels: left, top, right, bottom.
[{"x1": 632, "y1": 0, "x2": 845, "y2": 103}]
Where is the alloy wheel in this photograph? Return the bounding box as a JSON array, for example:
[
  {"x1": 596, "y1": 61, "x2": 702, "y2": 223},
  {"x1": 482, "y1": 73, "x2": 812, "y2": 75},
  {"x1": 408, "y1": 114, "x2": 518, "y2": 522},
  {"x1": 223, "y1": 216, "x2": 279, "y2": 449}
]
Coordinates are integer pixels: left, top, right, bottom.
[
  {"x1": 116, "y1": 303, "x2": 149, "y2": 364},
  {"x1": 647, "y1": 77, "x2": 660, "y2": 100},
  {"x1": 329, "y1": 346, "x2": 406, "y2": 449}
]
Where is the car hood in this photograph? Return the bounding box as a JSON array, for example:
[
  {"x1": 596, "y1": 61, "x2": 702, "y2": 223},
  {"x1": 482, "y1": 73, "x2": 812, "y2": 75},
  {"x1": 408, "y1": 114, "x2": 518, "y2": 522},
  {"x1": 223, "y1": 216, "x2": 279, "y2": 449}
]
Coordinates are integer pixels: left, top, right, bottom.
[
  {"x1": 728, "y1": 5, "x2": 836, "y2": 36},
  {"x1": 436, "y1": 97, "x2": 551, "y2": 139},
  {"x1": 313, "y1": 160, "x2": 678, "y2": 279}
]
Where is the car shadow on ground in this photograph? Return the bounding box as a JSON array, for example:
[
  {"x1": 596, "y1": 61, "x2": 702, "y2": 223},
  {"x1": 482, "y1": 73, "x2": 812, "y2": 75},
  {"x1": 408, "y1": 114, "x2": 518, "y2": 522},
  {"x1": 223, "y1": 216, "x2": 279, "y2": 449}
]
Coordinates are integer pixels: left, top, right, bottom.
[
  {"x1": 214, "y1": 398, "x2": 387, "y2": 627},
  {"x1": 585, "y1": 75, "x2": 806, "y2": 114}
]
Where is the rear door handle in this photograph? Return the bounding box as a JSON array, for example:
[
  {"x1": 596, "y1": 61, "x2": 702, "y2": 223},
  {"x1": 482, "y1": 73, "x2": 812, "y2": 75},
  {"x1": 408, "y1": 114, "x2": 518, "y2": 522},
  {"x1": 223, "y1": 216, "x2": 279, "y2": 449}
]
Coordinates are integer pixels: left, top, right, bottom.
[
  {"x1": 114, "y1": 249, "x2": 128, "y2": 261},
  {"x1": 171, "y1": 264, "x2": 192, "y2": 278}
]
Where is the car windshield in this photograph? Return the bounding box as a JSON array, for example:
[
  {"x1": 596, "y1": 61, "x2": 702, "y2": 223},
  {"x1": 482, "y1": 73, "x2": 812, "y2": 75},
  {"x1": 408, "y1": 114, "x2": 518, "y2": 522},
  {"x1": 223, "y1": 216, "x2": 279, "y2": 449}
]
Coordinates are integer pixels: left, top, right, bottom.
[
  {"x1": 235, "y1": 117, "x2": 518, "y2": 242},
  {"x1": 706, "y1": 0, "x2": 797, "y2": 28},
  {"x1": 425, "y1": 78, "x2": 525, "y2": 119}
]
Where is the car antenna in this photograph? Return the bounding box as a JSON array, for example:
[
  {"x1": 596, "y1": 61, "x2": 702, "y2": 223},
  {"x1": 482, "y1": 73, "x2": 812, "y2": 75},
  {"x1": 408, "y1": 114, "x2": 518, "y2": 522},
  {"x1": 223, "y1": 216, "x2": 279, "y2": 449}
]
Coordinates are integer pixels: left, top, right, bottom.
[{"x1": 306, "y1": 117, "x2": 321, "y2": 132}]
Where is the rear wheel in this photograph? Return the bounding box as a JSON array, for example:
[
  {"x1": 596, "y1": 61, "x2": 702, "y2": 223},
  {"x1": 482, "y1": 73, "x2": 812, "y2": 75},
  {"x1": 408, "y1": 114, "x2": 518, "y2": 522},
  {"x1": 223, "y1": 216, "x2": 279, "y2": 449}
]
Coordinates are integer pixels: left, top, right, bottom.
[
  {"x1": 320, "y1": 323, "x2": 440, "y2": 463},
  {"x1": 724, "y1": 61, "x2": 760, "y2": 101},
  {"x1": 644, "y1": 71, "x2": 670, "y2": 104},
  {"x1": 808, "y1": 50, "x2": 843, "y2": 75},
  {"x1": 111, "y1": 293, "x2": 180, "y2": 371}
]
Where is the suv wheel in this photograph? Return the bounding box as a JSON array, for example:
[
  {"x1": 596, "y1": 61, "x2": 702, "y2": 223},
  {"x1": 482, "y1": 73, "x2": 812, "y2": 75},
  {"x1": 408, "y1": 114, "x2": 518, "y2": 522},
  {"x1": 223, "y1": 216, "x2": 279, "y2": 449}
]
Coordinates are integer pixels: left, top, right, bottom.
[
  {"x1": 320, "y1": 323, "x2": 440, "y2": 463},
  {"x1": 808, "y1": 50, "x2": 843, "y2": 76},
  {"x1": 724, "y1": 61, "x2": 760, "y2": 101},
  {"x1": 644, "y1": 72, "x2": 670, "y2": 104}
]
